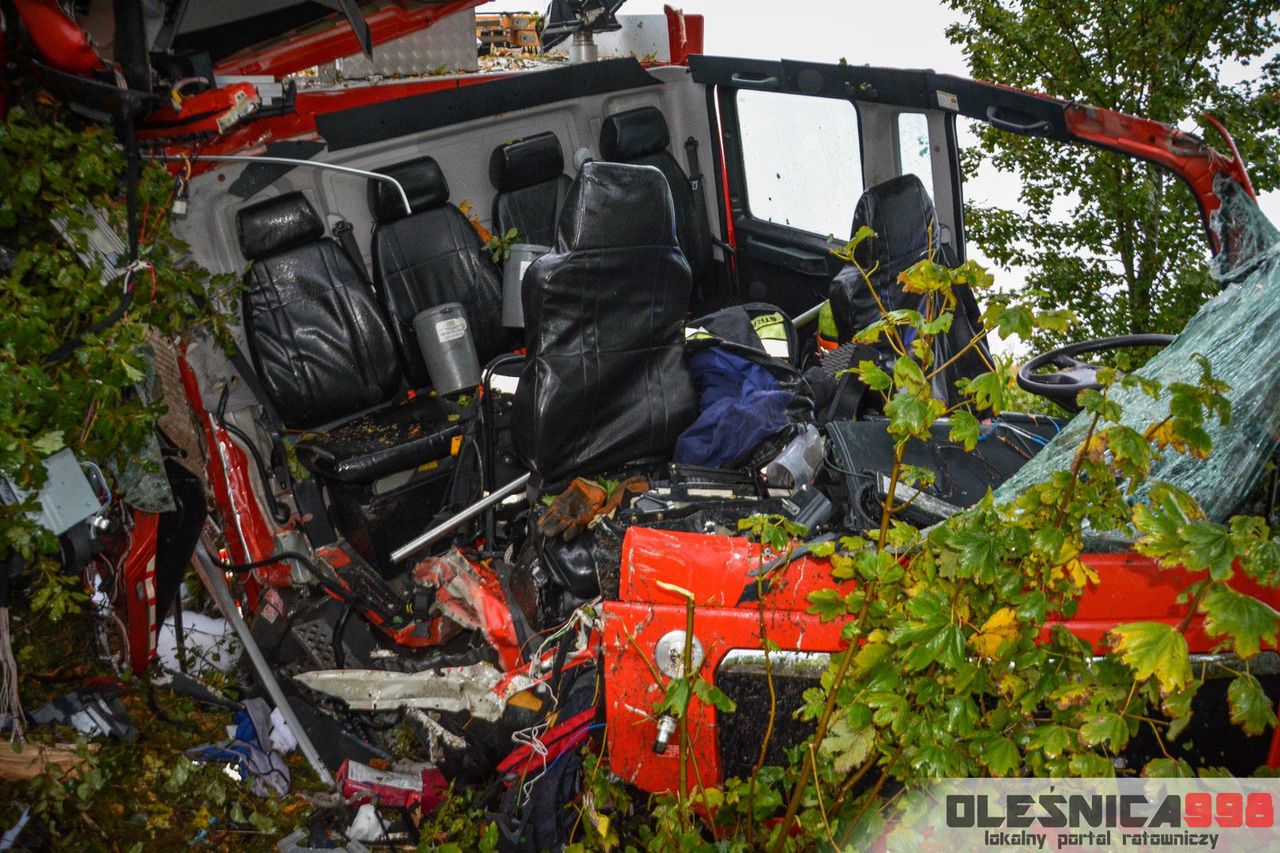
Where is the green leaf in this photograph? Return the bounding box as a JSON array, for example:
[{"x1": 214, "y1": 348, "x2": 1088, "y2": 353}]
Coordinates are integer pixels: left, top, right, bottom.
[
  {"x1": 1080, "y1": 712, "x2": 1131, "y2": 752},
  {"x1": 1142, "y1": 757, "x2": 1195, "y2": 778},
  {"x1": 32, "y1": 430, "x2": 65, "y2": 456},
  {"x1": 892, "y1": 356, "x2": 927, "y2": 394},
  {"x1": 1201, "y1": 586, "x2": 1279, "y2": 659},
  {"x1": 1227, "y1": 672, "x2": 1277, "y2": 736},
  {"x1": 977, "y1": 735, "x2": 1021, "y2": 776},
  {"x1": 961, "y1": 371, "x2": 1008, "y2": 412},
  {"x1": 1026, "y1": 724, "x2": 1074, "y2": 758},
  {"x1": 1179, "y1": 521, "x2": 1238, "y2": 580},
  {"x1": 852, "y1": 359, "x2": 891, "y2": 392},
  {"x1": 919, "y1": 312, "x2": 954, "y2": 335},
  {"x1": 691, "y1": 678, "x2": 737, "y2": 713},
  {"x1": 807, "y1": 539, "x2": 836, "y2": 558},
  {"x1": 806, "y1": 588, "x2": 848, "y2": 622},
  {"x1": 1108, "y1": 621, "x2": 1192, "y2": 693},
  {"x1": 820, "y1": 718, "x2": 874, "y2": 774},
  {"x1": 885, "y1": 392, "x2": 936, "y2": 440},
  {"x1": 948, "y1": 410, "x2": 981, "y2": 450},
  {"x1": 1105, "y1": 425, "x2": 1151, "y2": 482},
  {"x1": 658, "y1": 678, "x2": 691, "y2": 717},
  {"x1": 898, "y1": 259, "x2": 953, "y2": 295}
]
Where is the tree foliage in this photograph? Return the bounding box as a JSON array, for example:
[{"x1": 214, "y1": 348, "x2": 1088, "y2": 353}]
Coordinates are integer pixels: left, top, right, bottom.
[
  {"x1": 946, "y1": 0, "x2": 1280, "y2": 341},
  {"x1": 0, "y1": 99, "x2": 235, "y2": 615}
]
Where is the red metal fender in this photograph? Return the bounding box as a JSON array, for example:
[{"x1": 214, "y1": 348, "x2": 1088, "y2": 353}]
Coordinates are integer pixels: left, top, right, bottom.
[
  {"x1": 1064, "y1": 104, "x2": 1255, "y2": 253},
  {"x1": 663, "y1": 6, "x2": 705, "y2": 67},
  {"x1": 603, "y1": 528, "x2": 857, "y2": 794},
  {"x1": 1052, "y1": 552, "x2": 1280, "y2": 653},
  {"x1": 137, "y1": 82, "x2": 261, "y2": 141},
  {"x1": 604, "y1": 528, "x2": 1280, "y2": 794},
  {"x1": 120, "y1": 510, "x2": 159, "y2": 673}
]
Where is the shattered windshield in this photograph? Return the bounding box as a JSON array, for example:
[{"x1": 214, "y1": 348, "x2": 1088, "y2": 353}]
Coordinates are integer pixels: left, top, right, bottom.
[{"x1": 994, "y1": 176, "x2": 1280, "y2": 530}]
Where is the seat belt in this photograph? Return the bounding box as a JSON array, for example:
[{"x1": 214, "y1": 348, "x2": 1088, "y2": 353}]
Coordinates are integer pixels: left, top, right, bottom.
[
  {"x1": 330, "y1": 217, "x2": 370, "y2": 282},
  {"x1": 683, "y1": 135, "x2": 708, "y2": 223},
  {"x1": 684, "y1": 136, "x2": 736, "y2": 260}
]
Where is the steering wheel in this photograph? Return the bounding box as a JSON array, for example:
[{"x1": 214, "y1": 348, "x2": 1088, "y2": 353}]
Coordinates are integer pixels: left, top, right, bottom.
[{"x1": 1017, "y1": 334, "x2": 1176, "y2": 412}]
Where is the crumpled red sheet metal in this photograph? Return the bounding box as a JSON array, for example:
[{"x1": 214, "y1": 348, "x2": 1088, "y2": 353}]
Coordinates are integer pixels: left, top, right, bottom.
[{"x1": 413, "y1": 548, "x2": 524, "y2": 672}]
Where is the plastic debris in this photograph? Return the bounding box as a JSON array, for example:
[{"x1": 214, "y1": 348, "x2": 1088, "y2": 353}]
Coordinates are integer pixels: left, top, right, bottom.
[
  {"x1": 344, "y1": 804, "x2": 389, "y2": 843},
  {"x1": 269, "y1": 706, "x2": 297, "y2": 755},
  {"x1": 156, "y1": 610, "x2": 241, "y2": 674},
  {"x1": 28, "y1": 689, "x2": 136, "y2": 741},
  {"x1": 186, "y1": 697, "x2": 291, "y2": 797},
  {"x1": 337, "y1": 758, "x2": 447, "y2": 811}
]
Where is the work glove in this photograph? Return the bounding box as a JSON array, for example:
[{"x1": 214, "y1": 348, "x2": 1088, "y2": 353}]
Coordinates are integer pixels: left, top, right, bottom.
[
  {"x1": 536, "y1": 478, "x2": 607, "y2": 541},
  {"x1": 536, "y1": 476, "x2": 650, "y2": 541}
]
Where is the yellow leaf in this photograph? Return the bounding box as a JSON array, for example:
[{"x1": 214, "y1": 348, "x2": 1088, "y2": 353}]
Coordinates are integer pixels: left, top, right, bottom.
[
  {"x1": 970, "y1": 607, "x2": 1019, "y2": 658},
  {"x1": 1065, "y1": 558, "x2": 1099, "y2": 587}
]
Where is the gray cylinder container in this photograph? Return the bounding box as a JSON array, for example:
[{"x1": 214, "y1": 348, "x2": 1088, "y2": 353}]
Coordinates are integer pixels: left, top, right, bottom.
[
  {"x1": 413, "y1": 303, "x2": 481, "y2": 395},
  {"x1": 501, "y1": 243, "x2": 550, "y2": 328}
]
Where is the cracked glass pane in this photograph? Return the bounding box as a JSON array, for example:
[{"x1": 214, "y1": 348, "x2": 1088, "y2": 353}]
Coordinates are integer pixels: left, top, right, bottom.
[{"x1": 994, "y1": 176, "x2": 1280, "y2": 529}]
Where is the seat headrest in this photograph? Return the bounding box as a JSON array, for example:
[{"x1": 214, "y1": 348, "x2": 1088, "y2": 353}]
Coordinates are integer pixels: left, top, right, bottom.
[
  {"x1": 600, "y1": 106, "x2": 670, "y2": 161},
  {"x1": 368, "y1": 156, "x2": 450, "y2": 222},
  {"x1": 237, "y1": 191, "x2": 325, "y2": 261},
  {"x1": 490, "y1": 132, "x2": 566, "y2": 192},
  {"x1": 556, "y1": 161, "x2": 678, "y2": 252},
  {"x1": 849, "y1": 174, "x2": 940, "y2": 269}
]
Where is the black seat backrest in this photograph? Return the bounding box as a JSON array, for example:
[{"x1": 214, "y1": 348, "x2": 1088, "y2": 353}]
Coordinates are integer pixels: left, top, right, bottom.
[
  {"x1": 368, "y1": 156, "x2": 504, "y2": 387},
  {"x1": 238, "y1": 192, "x2": 401, "y2": 430},
  {"x1": 514, "y1": 161, "x2": 698, "y2": 485},
  {"x1": 828, "y1": 174, "x2": 989, "y2": 404},
  {"x1": 828, "y1": 174, "x2": 942, "y2": 343},
  {"x1": 489, "y1": 132, "x2": 572, "y2": 248},
  {"x1": 599, "y1": 106, "x2": 713, "y2": 290}
]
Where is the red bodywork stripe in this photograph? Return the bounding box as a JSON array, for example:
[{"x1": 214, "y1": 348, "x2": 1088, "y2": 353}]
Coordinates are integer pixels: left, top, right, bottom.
[{"x1": 1063, "y1": 104, "x2": 1255, "y2": 252}]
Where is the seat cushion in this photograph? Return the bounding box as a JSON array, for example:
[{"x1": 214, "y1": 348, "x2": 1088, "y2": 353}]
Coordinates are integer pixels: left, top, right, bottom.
[
  {"x1": 371, "y1": 206, "x2": 505, "y2": 386},
  {"x1": 514, "y1": 161, "x2": 698, "y2": 485},
  {"x1": 240, "y1": 208, "x2": 402, "y2": 429},
  {"x1": 294, "y1": 393, "x2": 463, "y2": 484}
]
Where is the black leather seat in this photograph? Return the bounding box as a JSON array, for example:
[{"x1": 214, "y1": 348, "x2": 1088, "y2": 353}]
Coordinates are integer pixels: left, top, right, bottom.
[
  {"x1": 513, "y1": 161, "x2": 698, "y2": 485},
  {"x1": 828, "y1": 174, "x2": 940, "y2": 343},
  {"x1": 489, "y1": 132, "x2": 572, "y2": 248},
  {"x1": 599, "y1": 106, "x2": 713, "y2": 293},
  {"x1": 237, "y1": 191, "x2": 459, "y2": 484},
  {"x1": 828, "y1": 174, "x2": 989, "y2": 404},
  {"x1": 368, "y1": 156, "x2": 505, "y2": 386},
  {"x1": 239, "y1": 191, "x2": 402, "y2": 428}
]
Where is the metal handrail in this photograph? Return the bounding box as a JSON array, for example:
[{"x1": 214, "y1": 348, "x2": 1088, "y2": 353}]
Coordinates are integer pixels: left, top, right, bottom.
[{"x1": 157, "y1": 153, "x2": 412, "y2": 217}]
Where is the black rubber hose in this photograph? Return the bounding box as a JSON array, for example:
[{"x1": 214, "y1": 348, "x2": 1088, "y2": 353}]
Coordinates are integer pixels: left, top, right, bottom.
[
  {"x1": 216, "y1": 386, "x2": 292, "y2": 524},
  {"x1": 207, "y1": 550, "x2": 346, "y2": 600},
  {"x1": 332, "y1": 602, "x2": 354, "y2": 670}
]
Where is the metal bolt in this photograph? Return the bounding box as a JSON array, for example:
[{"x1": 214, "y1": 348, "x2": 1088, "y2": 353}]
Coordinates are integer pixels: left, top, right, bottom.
[{"x1": 653, "y1": 715, "x2": 677, "y2": 754}]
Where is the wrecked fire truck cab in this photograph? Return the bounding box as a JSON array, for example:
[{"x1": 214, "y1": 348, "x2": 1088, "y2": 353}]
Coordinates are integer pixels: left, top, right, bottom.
[{"x1": 11, "y1": 0, "x2": 1280, "y2": 830}]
